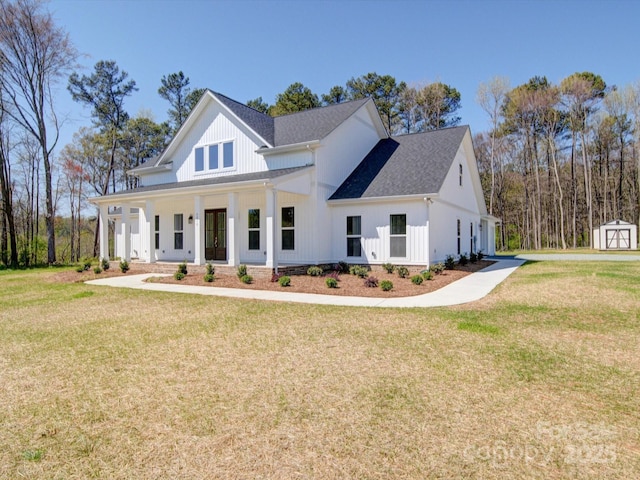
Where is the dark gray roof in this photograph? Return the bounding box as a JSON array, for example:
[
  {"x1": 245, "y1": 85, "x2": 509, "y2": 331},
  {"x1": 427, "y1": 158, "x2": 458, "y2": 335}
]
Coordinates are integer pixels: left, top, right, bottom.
[
  {"x1": 212, "y1": 91, "x2": 275, "y2": 146},
  {"x1": 273, "y1": 98, "x2": 370, "y2": 146},
  {"x1": 105, "y1": 166, "x2": 311, "y2": 198},
  {"x1": 329, "y1": 126, "x2": 469, "y2": 200}
]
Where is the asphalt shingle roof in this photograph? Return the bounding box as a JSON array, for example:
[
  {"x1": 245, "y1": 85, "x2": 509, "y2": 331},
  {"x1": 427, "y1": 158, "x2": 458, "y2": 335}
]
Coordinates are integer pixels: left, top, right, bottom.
[
  {"x1": 329, "y1": 126, "x2": 469, "y2": 200},
  {"x1": 213, "y1": 91, "x2": 275, "y2": 146}
]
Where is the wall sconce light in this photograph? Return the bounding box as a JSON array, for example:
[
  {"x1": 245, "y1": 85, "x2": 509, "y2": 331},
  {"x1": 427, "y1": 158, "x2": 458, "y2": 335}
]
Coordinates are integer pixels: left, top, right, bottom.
[{"x1": 188, "y1": 215, "x2": 193, "y2": 224}]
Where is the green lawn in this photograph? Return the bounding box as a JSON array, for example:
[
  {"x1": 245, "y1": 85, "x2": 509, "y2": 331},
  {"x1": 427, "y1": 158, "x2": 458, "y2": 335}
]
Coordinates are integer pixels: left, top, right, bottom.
[{"x1": 0, "y1": 262, "x2": 638, "y2": 479}]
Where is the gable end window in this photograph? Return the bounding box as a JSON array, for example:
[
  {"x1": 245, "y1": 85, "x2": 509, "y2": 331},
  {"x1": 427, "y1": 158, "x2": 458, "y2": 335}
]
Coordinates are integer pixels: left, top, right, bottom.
[
  {"x1": 390, "y1": 214, "x2": 406, "y2": 257},
  {"x1": 248, "y1": 209, "x2": 260, "y2": 250},
  {"x1": 194, "y1": 141, "x2": 234, "y2": 173},
  {"x1": 346, "y1": 216, "x2": 362, "y2": 257},
  {"x1": 459, "y1": 163, "x2": 463, "y2": 186},
  {"x1": 281, "y1": 207, "x2": 295, "y2": 250},
  {"x1": 174, "y1": 214, "x2": 183, "y2": 250}
]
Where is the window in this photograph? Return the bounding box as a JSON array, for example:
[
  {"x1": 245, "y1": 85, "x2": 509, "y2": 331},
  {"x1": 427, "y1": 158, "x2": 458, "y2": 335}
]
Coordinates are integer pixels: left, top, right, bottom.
[
  {"x1": 281, "y1": 207, "x2": 295, "y2": 250},
  {"x1": 346, "y1": 216, "x2": 362, "y2": 257},
  {"x1": 470, "y1": 222, "x2": 474, "y2": 253},
  {"x1": 154, "y1": 215, "x2": 160, "y2": 250},
  {"x1": 195, "y1": 147, "x2": 204, "y2": 172},
  {"x1": 193, "y1": 141, "x2": 234, "y2": 172},
  {"x1": 208, "y1": 144, "x2": 218, "y2": 170},
  {"x1": 459, "y1": 163, "x2": 463, "y2": 186},
  {"x1": 457, "y1": 219, "x2": 461, "y2": 255},
  {"x1": 174, "y1": 214, "x2": 183, "y2": 250},
  {"x1": 223, "y1": 142, "x2": 233, "y2": 168},
  {"x1": 390, "y1": 214, "x2": 406, "y2": 257},
  {"x1": 248, "y1": 209, "x2": 260, "y2": 250}
]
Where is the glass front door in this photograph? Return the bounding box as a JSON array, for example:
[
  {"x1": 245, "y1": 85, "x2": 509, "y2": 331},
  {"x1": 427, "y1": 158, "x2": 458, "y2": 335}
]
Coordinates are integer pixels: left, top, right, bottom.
[{"x1": 205, "y1": 209, "x2": 226, "y2": 261}]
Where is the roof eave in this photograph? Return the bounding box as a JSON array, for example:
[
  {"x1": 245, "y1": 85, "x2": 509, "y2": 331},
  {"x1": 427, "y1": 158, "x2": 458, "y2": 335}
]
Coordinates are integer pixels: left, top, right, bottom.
[
  {"x1": 257, "y1": 139, "x2": 321, "y2": 156},
  {"x1": 328, "y1": 193, "x2": 439, "y2": 205}
]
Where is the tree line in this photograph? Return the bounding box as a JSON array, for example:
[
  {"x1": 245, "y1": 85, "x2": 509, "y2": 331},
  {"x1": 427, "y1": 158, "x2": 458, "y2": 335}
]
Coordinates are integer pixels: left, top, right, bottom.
[{"x1": 1, "y1": 0, "x2": 638, "y2": 268}]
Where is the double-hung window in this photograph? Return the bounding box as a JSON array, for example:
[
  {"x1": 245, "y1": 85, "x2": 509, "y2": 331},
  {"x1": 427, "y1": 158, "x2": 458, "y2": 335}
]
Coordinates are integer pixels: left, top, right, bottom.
[
  {"x1": 194, "y1": 141, "x2": 234, "y2": 172},
  {"x1": 346, "y1": 216, "x2": 362, "y2": 257},
  {"x1": 390, "y1": 214, "x2": 407, "y2": 257},
  {"x1": 154, "y1": 215, "x2": 160, "y2": 250},
  {"x1": 248, "y1": 209, "x2": 260, "y2": 250},
  {"x1": 281, "y1": 207, "x2": 295, "y2": 250},
  {"x1": 174, "y1": 214, "x2": 183, "y2": 250}
]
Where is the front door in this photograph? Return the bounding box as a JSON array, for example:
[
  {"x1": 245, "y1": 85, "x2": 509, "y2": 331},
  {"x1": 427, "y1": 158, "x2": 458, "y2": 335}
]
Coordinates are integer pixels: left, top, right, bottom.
[{"x1": 205, "y1": 209, "x2": 227, "y2": 261}]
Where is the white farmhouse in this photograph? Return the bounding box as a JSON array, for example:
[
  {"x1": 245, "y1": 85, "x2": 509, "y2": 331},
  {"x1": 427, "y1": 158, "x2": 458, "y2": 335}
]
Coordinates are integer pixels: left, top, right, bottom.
[{"x1": 91, "y1": 91, "x2": 498, "y2": 271}]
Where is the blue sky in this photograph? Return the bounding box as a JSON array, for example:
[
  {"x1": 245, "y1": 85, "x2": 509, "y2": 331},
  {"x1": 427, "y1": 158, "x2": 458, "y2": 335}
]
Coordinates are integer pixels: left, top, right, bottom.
[{"x1": 49, "y1": 0, "x2": 639, "y2": 150}]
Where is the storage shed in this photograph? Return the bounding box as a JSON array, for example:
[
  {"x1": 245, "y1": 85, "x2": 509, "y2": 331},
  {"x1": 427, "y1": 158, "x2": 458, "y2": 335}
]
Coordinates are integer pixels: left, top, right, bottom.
[{"x1": 592, "y1": 220, "x2": 638, "y2": 250}]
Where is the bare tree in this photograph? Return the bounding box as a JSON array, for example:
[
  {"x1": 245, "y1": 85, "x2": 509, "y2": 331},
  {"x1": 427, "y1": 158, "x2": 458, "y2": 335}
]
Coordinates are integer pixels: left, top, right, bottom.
[{"x1": 0, "y1": 0, "x2": 78, "y2": 264}]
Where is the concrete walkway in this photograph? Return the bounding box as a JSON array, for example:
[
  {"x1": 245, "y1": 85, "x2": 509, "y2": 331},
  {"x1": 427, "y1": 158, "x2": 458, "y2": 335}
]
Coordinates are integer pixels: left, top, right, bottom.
[{"x1": 86, "y1": 258, "x2": 525, "y2": 308}]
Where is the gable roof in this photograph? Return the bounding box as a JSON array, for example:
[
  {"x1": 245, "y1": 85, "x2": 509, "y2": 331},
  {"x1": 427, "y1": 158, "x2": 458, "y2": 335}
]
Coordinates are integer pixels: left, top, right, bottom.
[
  {"x1": 329, "y1": 126, "x2": 469, "y2": 200},
  {"x1": 212, "y1": 91, "x2": 275, "y2": 147}
]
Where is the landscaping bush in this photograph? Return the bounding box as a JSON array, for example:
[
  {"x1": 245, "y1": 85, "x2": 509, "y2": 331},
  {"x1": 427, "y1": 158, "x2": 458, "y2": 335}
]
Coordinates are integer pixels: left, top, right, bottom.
[
  {"x1": 396, "y1": 266, "x2": 409, "y2": 278},
  {"x1": 477, "y1": 250, "x2": 485, "y2": 261},
  {"x1": 177, "y1": 262, "x2": 188, "y2": 275},
  {"x1": 270, "y1": 273, "x2": 281, "y2": 283},
  {"x1": 101, "y1": 258, "x2": 110, "y2": 271},
  {"x1": 382, "y1": 262, "x2": 395, "y2": 274},
  {"x1": 75, "y1": 264, "x2": 84, "y2": 273},
  {"x1": 363, "y1": 276, "x2": 378, "y2": 288},
  {"x1": 411, "y1": 274, "x2": 423, "y2": 285},
  {"x1": 325, "y1": 277, "x2": 338, "y2": 288},
  {"x1": 380, "y1": 280, "x2": 393, "y2": 291},
  {"x1": 431, "y1": 262, "x2": 445, "y2": 274},
  {"x1": 93, "y1": 266, "x2": 102, "y2": 274},
  {"x1": 205, "y1": 263, "x2": 215, "y2": 275},
  {"x1": 278, "y1": 275, "x2": 291, "y2": 287},
  {"x1": 325, "y1": 271, "x2": 340, "y2": 281},
  {"x1": 81, "y1": 258, "x2": 92, "y2": 271},
  {"x1": 237, "y1": 264, "x2": 248, "y2": 278},
  {"x1": 307, "y1": 266, "x2": 323, "y2": 277},
  {"x1": 240, "y1": 274, "x2": 253, "y2": 284},
  {"x1": 421, "y1": 269, "x2": 433, "y2": 280},
  {"x1": 469, "y1": 251, "x2": 478, "y2": 263},
  {"x1": 174, "y1": 272, "x2": 185, "y2": 281},
  {"x1": 444, "y1": 255, "x2": 456, "y2": 270},
  {"x1": 336, "y1": 261, "x2": 349, "y2": 273},
  {"x1": 349, "y1": 265, "x2": 369, "y2": 278},
  {"x1": 119, "y1": 260, "x2": 130, "y2": 273},
  {"x1": 458, "y1": 253, "x2": 468, "y2": 266},
  {"x1": 203, "y1": 273, "x2": 215, "y2": 282}
]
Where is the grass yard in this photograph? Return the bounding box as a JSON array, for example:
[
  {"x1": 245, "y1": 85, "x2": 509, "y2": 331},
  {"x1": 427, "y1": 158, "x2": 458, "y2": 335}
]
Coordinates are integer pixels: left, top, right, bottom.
[{"x1": 0, "y1": 261, "x2": 638, "y2": 479}]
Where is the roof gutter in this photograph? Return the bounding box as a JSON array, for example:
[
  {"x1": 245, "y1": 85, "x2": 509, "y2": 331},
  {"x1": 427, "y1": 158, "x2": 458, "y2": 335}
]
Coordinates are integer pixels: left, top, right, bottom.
[
  {"x1": 127, "y1": 163, "x2": 172, "y2": 176},
  {"x1": 328, "y1": 193, "x2": 439, "y2": 205},
  {"x1": 257, "y1": 139, "x2": 320, "y2": 156}
]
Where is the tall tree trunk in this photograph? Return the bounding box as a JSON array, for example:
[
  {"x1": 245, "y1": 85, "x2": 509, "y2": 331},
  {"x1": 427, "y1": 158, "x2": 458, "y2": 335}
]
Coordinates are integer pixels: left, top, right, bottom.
[
  {"x1": 0, "y1": 147, "x2": 18, "y2": 267},
  {"x1": 580, "y1": 131, "x2": 593, "y2": 247}
]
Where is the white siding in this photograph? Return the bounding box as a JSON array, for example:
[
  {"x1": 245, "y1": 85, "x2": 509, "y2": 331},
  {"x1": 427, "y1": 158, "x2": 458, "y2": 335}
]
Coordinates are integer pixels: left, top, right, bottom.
[
  {"x1": 265, "y1": 150, "x2": 313, "y2": 170},
  {"x1": 330, "y1": 201, "x2": 430, "y2": 266}
]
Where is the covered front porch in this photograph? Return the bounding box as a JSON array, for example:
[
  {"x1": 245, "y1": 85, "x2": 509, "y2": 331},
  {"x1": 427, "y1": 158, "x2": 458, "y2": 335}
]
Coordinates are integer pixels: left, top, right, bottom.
[{"x1": 92, "y1": 167, "x2": 314, "y2": 270}]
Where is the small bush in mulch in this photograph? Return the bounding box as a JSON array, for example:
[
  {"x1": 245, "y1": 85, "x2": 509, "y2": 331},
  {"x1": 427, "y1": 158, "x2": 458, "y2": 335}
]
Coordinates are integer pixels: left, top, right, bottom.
[
  {"x1": 380, "y1": 280, "x2": 393, "y2": 291},
  {"x1": 174, "y1": 272, "x2": 185, "y2": 281},
  {"x1": 326, "y1": 277, "x2": 338, "y2": 289},
  {"x1": 382, "y1": 263, "x2": 395, "y2": 274},
  {"x1": 363, "y1": 276, "x2": 378, "y2": 288},
  {"x1": 411, "y1": 274, "x2": 423, "y2": 285},
  {"x1": 396, "y1": 266, "x2": 409, "y2": 278},
  {"x1": 307, "y1": 266, "x2": 323, "y2": 277},
  {"x1": 278, "y1": 275, "x2": 291, "y2": 287},
  {"x1": 349, "y1": 265, "x2": 369, "y2": 278},
  {"x1": 119, "y1": 260, "x2": 130, "y2": 273},
  {"x1": 240, "y1": 274, "x2": 253, "y2": 284}
]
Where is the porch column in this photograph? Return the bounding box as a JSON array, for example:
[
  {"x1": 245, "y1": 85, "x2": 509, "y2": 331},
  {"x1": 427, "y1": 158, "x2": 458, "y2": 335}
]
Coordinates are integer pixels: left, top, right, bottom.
[
  {"x1": 265, "y1": 188, "x2": 278, "y2": 270},
  {"x1": 145, "y1": 200, "x2": 156, "y2": 263},
  {"x1": 227, "y1": 192, "x2": 240, "y2": 267},
  {"x1": 99, "y1": 204, "x2": 109, "y2": 261},
  {"x1": 121, "y1": 204, "x2": 131, "y2": 262},
  {"x1": 193, "y1": 195, "x2": 204, "y2": 265}
]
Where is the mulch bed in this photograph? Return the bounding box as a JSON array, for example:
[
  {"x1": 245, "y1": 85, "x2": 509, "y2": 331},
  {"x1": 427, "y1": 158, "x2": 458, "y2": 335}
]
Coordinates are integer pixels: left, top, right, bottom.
[{"x1": 54, "y1": 261, "x2": 494, "y2": 298}]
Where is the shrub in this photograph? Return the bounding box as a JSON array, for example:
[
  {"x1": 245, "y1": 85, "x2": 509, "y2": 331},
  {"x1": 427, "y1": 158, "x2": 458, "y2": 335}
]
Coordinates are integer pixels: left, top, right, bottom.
[
  {"x1": 240, "y1": 274, "x2": 253, "y2": 284},
  {"x1": 81, "y1": 258, "x2": 92, "y2": 271},
  {"x1": 458, "y1": 253, "x2": 469, "y2": 266},
  {"x1": 75, "y1": 264, "x2": 84, "y2": 273},
  {"x1": 177, "y1": 262, "x2": 188, "y2": 275},
  {"x1": 421, "y1": 269, "x2": 433, "y2": 280},
  {"x1": 431, "y1": 262, "x2": 445, "y2": 274},
  {"x1": 278, "y1": 275, "x2": 291, "y2": 287},
  {"x1": 325, "y1": 277, "x2": 338, "y2": 288},
  {"x1": 119, "y1": 260, "x2": 130, "y2": 273},
  {"x1": 396, "y1": 266, "x2": 409, "y2": 278},
  {"x1": 411, "y1": 274, "x2": 423, "y2": 285},
  {"x1": 382, "y1": 262, "x2": 395, "y2": 274},
  {"x1": 325, "y1": 271, "x2": 340, "y2": 281},
  {"x1": 237, "y1": 264, "x2": 248, "y2": 278},
  {"x1": 335, "y1": 261, "x2": 349, "y2": 273},
  {"x1": 174, "y1": 272, "x2": 185, "y2": 281},
  {"x1": 270, "y1": 273, "x2": 281, "y2": 283},
  {"x1": 93, "y1": 266, "x2": 102, "y2": 274},
  {"x1": 101, "y1": 258, "x2": 110, "y2": 271},
  {"x1": 444, "y1": 255, "x2": 456, "y2": 270},
  {"x1": 205, "y1": 263, "x2": 215, "y2": 275},
  {"x1": 349, "y1": 265, "x2": 369, "y2": 278},
  {"x1": 380, "y1": 280, "x2": 393, "y2": 291},
  {"x1": 469, "y1": 251, "x2": 478, "y2": 263},
  {"x1": 307, "y1": 266, "x2": 323, "y2": 277},
  {"x1": 203, "y1": 273, "x2": 215, "y2": 282},
  {"x1": 477, "y1": 250, "x2": 485, "y2": 261},
  {"x1": 363, "y1": 276, "x2": 378, "y2": 287}
]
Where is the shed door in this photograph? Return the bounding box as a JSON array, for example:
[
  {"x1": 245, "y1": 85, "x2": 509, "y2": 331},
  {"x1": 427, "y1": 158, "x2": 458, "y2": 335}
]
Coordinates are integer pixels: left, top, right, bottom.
[{"x1": 606, "y1": 229, "x2": 631, "y2": 249}]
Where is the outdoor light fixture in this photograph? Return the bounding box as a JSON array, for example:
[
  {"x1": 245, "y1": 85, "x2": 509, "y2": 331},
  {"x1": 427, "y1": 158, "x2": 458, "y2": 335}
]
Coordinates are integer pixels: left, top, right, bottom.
[{"x1": 188, "y1": 215, "x2": 193, "y2": 224}]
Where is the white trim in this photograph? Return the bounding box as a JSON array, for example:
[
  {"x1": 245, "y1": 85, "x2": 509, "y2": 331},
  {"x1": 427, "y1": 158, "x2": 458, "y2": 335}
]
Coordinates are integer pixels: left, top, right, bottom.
[
  {"x1": 328, "y1": 193, "x2": 439, "y2": 206},
  {"x1": 257, "y1": 139, "x2": 320, "y2": 156}
]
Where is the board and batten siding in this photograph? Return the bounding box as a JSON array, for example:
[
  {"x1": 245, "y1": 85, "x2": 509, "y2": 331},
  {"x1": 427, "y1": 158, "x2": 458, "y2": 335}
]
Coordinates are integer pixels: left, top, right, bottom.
[{"x1": 330, "y1": 201, "x2": 430, "y2": 266}]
